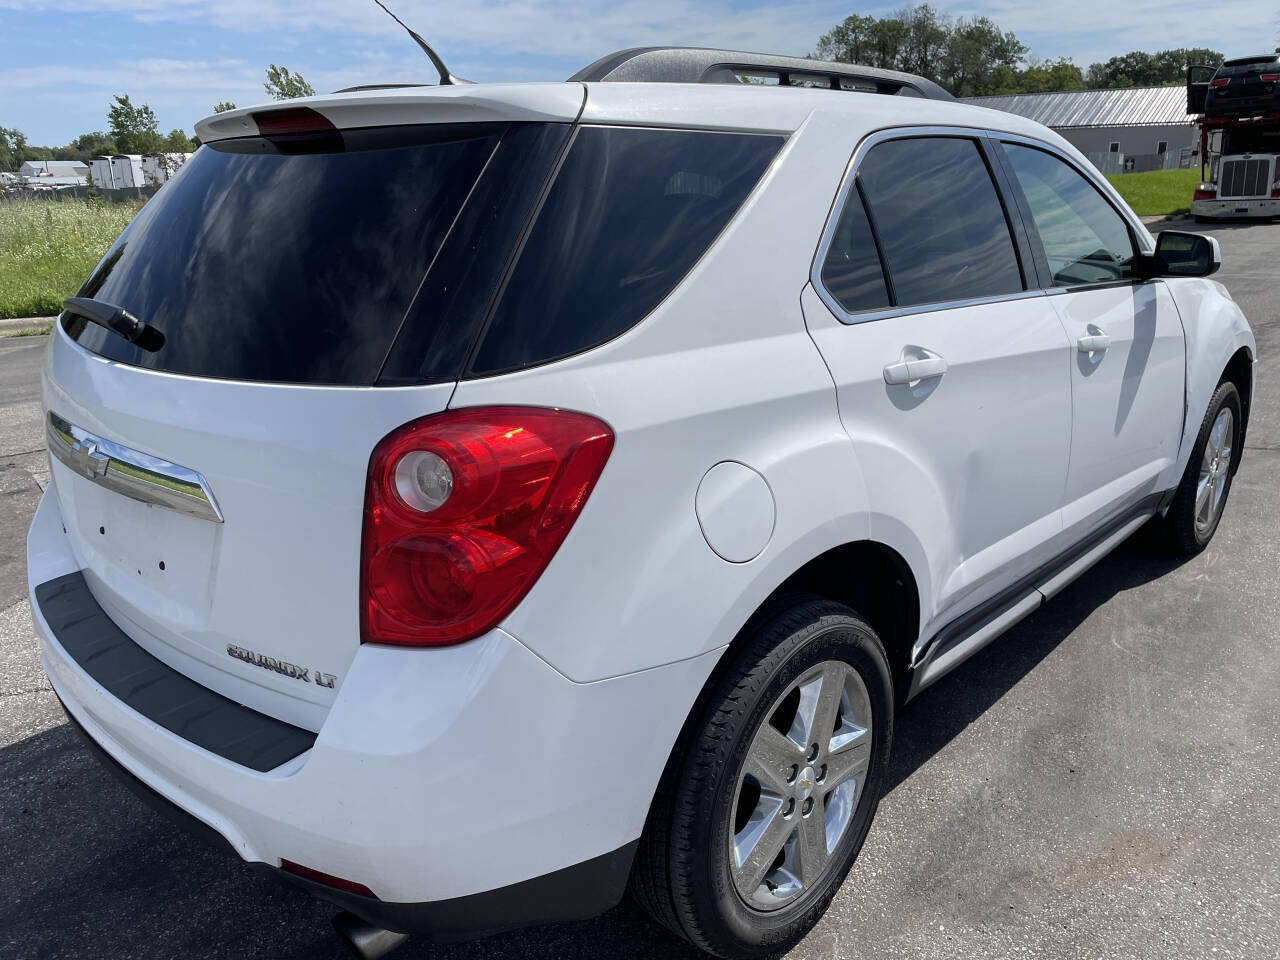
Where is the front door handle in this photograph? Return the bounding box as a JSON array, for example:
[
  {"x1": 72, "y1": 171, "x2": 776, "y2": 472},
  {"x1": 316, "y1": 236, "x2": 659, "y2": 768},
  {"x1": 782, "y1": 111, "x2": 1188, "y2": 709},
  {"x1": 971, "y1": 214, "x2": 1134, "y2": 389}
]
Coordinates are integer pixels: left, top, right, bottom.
[
  {"x1": 883, "y1": 355, "x2": 948, "y2": 385},
  {"x1": 1077, "y1": 332, "x2": 1111, "y2": 353}
]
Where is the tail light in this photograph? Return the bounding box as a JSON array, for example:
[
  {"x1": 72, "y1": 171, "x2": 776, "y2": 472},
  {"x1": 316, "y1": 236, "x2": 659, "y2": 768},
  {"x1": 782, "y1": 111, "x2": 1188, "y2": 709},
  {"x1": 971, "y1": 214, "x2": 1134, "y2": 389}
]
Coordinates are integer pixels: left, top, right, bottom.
[
  {"x1": 361, "y1": 406, "x2": 614, "y2": 647},
  {"x1": 1210, "y1": 77, "x2": 1230, "y2": 88},
  {"x1": 1261, "y1": 73, "x2": 1279, "y2": 83},
  {"x1": 1193, "y1": 184, "x2": 1217, "y2": 201}
]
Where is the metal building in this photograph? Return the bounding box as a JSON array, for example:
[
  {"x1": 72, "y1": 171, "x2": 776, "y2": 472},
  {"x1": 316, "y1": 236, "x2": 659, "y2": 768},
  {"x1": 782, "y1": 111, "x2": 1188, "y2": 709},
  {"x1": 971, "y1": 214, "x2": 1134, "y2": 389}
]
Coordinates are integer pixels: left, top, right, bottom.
[{"x1": 963, "y1": 86, "x2": 1195, "y2": 172}]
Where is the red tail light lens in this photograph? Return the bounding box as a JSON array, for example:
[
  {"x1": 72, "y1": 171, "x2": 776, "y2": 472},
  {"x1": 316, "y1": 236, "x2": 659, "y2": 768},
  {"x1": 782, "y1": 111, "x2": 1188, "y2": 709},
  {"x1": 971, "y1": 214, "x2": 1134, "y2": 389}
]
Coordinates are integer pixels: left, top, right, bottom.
[
  {"x1": 1210, "y1": 77, "x2": 1230, "y2": 88},
  {"x1": 361, "y1": 407, "x2": 614, "y2": 646},
  {"x1": 1194, "y1": 184, "x2": 1217, "y2": 201},
  {"x1": 1261, "y1": 73, "x2": 1279, "y2": 83}
]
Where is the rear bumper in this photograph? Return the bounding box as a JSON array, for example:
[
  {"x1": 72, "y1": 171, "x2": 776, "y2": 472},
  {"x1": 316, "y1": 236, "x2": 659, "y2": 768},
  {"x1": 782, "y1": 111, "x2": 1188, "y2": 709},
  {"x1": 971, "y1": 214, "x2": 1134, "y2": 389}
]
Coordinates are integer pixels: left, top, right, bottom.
[
  {"x1": 1191, "y1": 197, "x2": 1280, "y2": 219},
  {"x1": 58, "y1": 699, "x2": 635, "y2": 939},
  {"x1": 29, "y1": 486, "x2": 719, "y2": 934}
]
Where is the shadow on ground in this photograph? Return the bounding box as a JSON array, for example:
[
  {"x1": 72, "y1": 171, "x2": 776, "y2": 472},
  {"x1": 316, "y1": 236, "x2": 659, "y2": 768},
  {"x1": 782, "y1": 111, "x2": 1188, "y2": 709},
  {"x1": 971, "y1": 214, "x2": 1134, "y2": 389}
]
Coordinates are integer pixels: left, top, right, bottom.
[{"x1": 0, "y1": 525, "x2": 1189, "y2": 960}]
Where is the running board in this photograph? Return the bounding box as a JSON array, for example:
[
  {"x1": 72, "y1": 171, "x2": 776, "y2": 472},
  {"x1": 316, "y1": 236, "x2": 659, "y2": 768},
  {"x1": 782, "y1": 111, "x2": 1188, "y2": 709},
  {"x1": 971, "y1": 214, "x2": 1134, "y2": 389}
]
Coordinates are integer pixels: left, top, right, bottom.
[{"x1": 907, "y1": 510, "x2": 1154, "y2": 698}]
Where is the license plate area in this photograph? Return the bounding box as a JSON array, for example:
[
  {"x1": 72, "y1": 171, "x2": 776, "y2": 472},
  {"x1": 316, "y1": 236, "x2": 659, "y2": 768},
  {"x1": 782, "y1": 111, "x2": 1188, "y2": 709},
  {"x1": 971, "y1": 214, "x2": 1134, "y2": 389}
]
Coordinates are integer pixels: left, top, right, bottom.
[{"x1": 53, "y1": 461, "x2": 220, "y2": 627}]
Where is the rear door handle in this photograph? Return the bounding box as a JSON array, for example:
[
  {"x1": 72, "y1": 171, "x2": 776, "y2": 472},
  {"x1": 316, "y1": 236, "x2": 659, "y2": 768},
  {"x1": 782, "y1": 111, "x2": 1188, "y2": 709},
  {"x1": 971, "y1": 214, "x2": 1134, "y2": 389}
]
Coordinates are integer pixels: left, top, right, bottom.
[
  {"x1": 1077, "y1": 332, "x2": 1111, "y2": 353},
  {"x1": 883, "y1": 355, "x2": 948, "y2": 385}
]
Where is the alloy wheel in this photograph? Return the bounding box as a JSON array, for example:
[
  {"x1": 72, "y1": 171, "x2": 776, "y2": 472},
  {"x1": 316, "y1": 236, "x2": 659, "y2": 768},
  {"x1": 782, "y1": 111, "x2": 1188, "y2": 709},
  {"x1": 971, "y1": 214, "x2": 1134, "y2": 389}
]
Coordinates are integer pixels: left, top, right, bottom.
[
  {"x1": 729, "y1": 659, "x2": 872, "y2": 911},
  {"x1": 1195, "y1": 407, "x2": 1234, "y2": 537}
]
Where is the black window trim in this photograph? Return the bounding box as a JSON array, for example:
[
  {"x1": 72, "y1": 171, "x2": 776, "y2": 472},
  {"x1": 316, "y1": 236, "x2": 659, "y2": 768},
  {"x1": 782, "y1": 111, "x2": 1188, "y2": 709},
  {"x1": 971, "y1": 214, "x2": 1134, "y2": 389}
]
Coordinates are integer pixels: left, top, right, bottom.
[
  {"x1": 811, "y1": 125, "x2": 1158, "y2": 326},
  {"x1": 811, "y1": 125, "x2": 1043, "y2": 327},
  {"x1": 459, "y1": 121, "x2": 789, "y2": 379},
  {"x1": 990, "y1": 133, "x2": 1155, "y2": 295}
]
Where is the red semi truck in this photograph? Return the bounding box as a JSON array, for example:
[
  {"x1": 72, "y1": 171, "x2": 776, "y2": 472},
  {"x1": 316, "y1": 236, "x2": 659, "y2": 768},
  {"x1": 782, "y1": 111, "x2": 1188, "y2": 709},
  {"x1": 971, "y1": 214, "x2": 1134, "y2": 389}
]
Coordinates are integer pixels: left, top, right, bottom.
[{"x1": 1187, "y1": 54, "x2": 1280, "y2": 221}]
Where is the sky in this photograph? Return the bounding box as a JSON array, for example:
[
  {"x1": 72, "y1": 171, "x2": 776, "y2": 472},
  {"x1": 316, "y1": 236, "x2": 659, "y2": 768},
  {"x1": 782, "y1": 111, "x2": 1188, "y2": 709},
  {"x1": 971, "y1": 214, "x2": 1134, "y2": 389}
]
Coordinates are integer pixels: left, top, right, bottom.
[{"x1": 1, "y1": 0, "x2": 1277, "y2": 145}]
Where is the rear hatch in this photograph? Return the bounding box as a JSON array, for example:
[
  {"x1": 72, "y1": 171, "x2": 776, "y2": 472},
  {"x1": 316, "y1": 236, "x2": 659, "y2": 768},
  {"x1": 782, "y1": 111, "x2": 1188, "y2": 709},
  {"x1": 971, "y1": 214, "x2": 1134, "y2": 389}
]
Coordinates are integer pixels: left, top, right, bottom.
[
  {"x1": 1206, "y1": 56, "x2": 1280, "y2": 117},
  {"x1": 43, "y1": 87, "x2": 580, "y2": 730}
]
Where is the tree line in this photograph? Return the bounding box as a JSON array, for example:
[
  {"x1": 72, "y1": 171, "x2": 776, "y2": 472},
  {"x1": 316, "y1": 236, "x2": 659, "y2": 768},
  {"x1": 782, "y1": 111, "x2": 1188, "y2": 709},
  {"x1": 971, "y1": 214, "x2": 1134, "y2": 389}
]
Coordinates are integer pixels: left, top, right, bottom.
[
  {"x1": 1, "y1": 64, "x2": 314, "y2": 172},
  {"x1": 813, "y1": 4, "x2": 1224, "y2": 98}
]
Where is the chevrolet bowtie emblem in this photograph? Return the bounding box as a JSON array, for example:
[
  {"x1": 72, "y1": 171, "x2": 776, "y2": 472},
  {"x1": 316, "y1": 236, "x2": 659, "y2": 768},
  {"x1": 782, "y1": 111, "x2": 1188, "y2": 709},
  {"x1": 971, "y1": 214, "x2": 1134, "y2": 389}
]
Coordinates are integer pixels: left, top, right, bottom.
[{"x1": 68, "y1": 439, "x2": 110, "y2": 480}]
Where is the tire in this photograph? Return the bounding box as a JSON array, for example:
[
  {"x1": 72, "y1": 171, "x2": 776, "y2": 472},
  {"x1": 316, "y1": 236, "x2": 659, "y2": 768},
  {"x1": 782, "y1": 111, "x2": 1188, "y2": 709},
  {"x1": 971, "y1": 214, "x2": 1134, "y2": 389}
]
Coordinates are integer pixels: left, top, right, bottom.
[
  {"x1": 1163, "y1": 380, "x2": 1242, "y2": 555},
  {"x1": 630, "y1": 597, "x2": 893, "y2": 958}
]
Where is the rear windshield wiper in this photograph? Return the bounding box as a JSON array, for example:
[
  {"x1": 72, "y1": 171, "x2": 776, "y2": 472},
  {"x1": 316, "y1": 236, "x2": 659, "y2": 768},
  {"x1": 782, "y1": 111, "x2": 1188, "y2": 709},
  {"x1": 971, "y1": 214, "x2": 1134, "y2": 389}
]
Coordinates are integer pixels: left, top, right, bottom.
[{"x1": 62, "y1": 297, "x2": 165, "y2": 352}]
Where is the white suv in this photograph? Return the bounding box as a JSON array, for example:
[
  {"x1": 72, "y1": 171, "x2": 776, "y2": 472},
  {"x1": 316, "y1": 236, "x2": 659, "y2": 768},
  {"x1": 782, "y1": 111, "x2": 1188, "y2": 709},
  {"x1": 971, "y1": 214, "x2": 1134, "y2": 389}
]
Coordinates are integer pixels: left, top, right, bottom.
[{"x1": 28, "y1": 48, "x2": 1255, "y2": 960}]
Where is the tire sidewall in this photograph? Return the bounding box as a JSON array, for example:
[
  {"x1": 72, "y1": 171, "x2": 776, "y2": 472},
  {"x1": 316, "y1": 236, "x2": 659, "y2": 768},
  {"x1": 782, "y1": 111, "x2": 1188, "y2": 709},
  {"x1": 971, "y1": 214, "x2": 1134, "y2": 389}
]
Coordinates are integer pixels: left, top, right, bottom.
[{"x1": 688, "y1": 612, "x2": 893, "y2": 956}]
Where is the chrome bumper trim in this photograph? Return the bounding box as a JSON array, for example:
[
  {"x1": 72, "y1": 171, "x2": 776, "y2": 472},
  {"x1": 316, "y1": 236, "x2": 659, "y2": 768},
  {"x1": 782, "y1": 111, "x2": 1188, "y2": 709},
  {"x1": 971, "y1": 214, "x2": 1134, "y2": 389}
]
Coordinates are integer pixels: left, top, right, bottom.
[{"x1": 46, "y1": 411, "x2": 224, "y2": 523}]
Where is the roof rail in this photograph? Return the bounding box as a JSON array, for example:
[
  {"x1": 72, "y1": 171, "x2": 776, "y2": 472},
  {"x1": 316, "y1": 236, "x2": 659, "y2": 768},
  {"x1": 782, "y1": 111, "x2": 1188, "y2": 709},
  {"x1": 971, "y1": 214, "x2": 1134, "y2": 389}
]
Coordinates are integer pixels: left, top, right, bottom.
[{"x1": 570, "y1": 46, "x2": 954, "y2": 101}]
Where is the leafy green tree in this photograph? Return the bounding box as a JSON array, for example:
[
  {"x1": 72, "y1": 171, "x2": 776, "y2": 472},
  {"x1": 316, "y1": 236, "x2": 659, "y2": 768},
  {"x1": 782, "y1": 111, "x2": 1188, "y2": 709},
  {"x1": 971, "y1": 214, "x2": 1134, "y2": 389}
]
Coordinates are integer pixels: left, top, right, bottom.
[
  {"x1": 814, "y1": 5, "x2": 1025, "y2": 97},
  {"x1": 62, "y1": 131, "x2": 118, "y2": 163},
  {"x1": 163, "y1": 129, "x2": 195, "y2": 153},
  {"x1": 0, "y1": 127, "x2": 27, "y2": 171},
  {"x1": 987, "y1": 57, "x2": 1086, "y2": 95},
  {"x1": 1086, "y1": 48, "x2": 1224, "y2": 88},
  {"x1": 941, "y1": 16, "x2": 1027, "y2": 97},
  {"x1": 897, "y1": 4, "x2": 951, "y2": 78},
  {"x1": 264, "y1": 65, "x2": 315, "y2": 100},
  {"x1": 108, "y1": 94, "x2": 163, "y2": 154},
  {"x1": 213, "y1": 101, "x2": 237, "y2": 113}
]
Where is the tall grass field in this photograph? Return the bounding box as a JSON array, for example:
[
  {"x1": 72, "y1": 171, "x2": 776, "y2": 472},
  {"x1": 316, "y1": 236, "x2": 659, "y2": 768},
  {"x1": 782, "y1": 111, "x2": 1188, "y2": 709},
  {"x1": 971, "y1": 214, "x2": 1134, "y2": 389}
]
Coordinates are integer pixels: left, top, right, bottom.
[{"x1": 0, "y1": 197, "x2": 140, "y2": 320}]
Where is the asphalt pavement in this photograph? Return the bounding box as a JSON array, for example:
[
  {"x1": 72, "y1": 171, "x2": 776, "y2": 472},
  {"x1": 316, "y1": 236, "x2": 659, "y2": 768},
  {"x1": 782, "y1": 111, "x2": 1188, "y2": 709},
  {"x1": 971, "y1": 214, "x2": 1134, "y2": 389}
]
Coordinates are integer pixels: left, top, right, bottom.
[{"x1": 1, "y1": 221, "x2": 1278, "y2": 959}]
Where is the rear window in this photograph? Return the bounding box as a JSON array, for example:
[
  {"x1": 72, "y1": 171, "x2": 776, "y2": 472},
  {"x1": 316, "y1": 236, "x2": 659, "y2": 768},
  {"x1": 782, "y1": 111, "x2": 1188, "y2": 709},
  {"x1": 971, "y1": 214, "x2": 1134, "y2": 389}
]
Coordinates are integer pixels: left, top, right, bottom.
[
  {"x1": 467, "y1": 126, "x2": 783, "y2": 376},
  {"x1": 66, "y1": 122, "x2": 781, "y2": 386},
  {"x1": 65, "y1": 124, "x2": 517, "y2": 385}
]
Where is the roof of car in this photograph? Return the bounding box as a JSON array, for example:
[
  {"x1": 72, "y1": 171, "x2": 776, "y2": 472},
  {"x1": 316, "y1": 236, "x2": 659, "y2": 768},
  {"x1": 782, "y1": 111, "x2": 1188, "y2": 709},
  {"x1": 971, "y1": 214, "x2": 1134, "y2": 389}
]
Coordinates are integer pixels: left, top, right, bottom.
[{"x1": 195, "y1": 80, "x2": 1065, "y2": 151}]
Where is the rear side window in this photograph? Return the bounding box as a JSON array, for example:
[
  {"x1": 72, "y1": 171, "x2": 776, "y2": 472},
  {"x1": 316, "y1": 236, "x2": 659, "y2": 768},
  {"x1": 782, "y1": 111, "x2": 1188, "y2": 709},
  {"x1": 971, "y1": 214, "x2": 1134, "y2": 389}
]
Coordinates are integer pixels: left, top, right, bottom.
[
  {"x1": 856, "y1": 137, "x2": 1023, "y2": 308},
  {"x1": 1001, "y1": 143, "x2": 1136, "y2": 287},
  {"x1": 468, "y1": 126, "x2": 783, "y2": 376},
  {"x1": 67, "y1": 124, "x2": 510, "y2": 385},
  {"x1": 819, "y1": 186, "x2": 891, "y2": 313}
]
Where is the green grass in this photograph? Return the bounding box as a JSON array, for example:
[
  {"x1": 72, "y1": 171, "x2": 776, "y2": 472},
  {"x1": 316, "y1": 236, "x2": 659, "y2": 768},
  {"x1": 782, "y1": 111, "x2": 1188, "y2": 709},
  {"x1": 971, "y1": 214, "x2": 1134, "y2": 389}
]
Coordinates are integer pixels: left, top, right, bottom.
[
  {"x1": 0, "y1": 323, "x2": 53, "y2": 338},
  {"x1": 0, "y1": 197, "x2": 140, "y2": 319},
  {"x1": 1105, "y1": 168, "x2": 1201, "y2": 218}
]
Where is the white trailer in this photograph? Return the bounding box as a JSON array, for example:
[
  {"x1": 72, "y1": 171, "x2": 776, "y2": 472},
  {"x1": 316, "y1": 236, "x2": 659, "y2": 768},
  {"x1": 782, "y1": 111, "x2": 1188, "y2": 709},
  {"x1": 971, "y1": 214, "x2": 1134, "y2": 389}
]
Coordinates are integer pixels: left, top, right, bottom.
[
  {"x1": 109, "y1": 155, "x2": 145, "y2": 188},
  {"x1": 141, "y1": 153, "x2": 192, "y2": 186},
  {"x1": 89, "y1": 156, "x2": 116, "y2": 189}
]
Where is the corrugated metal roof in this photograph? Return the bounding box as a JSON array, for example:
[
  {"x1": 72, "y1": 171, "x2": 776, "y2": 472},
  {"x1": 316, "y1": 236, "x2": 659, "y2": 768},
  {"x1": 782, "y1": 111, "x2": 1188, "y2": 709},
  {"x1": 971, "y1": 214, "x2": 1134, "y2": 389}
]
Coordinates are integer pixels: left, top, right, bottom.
[{"x1": 962, "y1": 86, "x2": 1193, "y2": 129}]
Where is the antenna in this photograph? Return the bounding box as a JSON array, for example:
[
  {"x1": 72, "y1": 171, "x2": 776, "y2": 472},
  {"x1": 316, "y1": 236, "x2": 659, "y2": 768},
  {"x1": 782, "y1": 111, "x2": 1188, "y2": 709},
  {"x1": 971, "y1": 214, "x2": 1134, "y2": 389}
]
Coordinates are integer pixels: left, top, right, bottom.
[{"x1": 370, "y1": 0, "x2": 470, "y2": 85}]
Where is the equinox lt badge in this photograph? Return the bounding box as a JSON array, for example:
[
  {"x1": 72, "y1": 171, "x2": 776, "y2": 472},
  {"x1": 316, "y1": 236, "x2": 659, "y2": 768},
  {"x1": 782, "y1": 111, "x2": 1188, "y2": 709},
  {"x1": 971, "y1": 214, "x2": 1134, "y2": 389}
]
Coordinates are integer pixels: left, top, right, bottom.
[{"x1": 226, "y1": 644, "x2": 337, "y2": 688}]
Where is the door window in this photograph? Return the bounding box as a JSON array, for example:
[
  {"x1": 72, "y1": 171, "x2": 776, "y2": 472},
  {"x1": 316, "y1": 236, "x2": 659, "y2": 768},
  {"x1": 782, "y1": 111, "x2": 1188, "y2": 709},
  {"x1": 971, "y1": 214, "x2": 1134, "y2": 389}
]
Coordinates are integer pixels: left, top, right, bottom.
[
  {"x1": 1002, "y1": 143, "x2": 1137, "y2": 287},
  {"x1": 819, "y1": 185, "x2": 891, "y2": 313},
  {"x1": 855, "y1": 137, "x2": 1024, "y2": 308}
]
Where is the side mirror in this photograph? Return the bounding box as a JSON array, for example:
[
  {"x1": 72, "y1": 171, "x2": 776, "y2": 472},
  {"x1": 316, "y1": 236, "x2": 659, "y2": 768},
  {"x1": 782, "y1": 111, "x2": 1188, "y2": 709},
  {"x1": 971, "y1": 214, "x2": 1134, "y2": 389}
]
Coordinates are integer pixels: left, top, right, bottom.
[{"x1": 1147, "y1": 230, "x2": 1221, "y2": 278}]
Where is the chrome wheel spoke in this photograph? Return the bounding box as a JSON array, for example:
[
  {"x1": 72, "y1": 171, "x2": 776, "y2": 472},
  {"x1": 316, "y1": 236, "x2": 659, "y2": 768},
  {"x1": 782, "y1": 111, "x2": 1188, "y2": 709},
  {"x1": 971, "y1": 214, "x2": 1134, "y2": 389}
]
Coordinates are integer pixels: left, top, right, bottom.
[
  {"x1": 734, "y1": 798, "x2": 792, "y2": 894},
  {"x1": 796, "y1": 805, "x2": 829, "y2": 885},
  {"x1": 810, "y1": 664, "x2": 847, "y2": 752},
  {"x1": 1195, "y1": 475, "x2": 1213, "y2": 524},
  {"x1": 743, "y1": 724, "x2": 803, "y2": 794},
  {"x1": 823, "y1": 738, "x2": 870, "y2": 791}
]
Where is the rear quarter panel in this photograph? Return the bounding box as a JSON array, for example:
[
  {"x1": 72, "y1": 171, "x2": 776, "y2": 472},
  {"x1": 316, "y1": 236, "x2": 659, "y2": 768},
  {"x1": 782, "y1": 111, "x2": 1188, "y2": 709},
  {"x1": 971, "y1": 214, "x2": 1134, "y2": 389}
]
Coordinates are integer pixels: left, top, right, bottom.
[{"x1": 450, "y1": 112, "x2": 888, "y2": 683}]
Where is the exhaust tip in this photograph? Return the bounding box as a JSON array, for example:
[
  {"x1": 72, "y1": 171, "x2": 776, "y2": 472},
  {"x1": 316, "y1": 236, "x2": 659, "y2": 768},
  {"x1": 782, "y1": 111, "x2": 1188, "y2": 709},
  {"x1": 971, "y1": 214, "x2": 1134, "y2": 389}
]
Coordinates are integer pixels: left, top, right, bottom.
[{"x1": 332, "y1": 912, "x2": 410, "y2": 960}]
